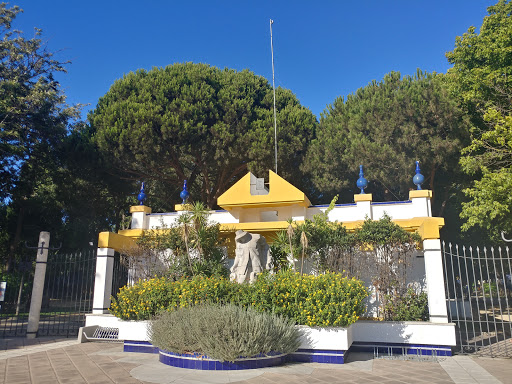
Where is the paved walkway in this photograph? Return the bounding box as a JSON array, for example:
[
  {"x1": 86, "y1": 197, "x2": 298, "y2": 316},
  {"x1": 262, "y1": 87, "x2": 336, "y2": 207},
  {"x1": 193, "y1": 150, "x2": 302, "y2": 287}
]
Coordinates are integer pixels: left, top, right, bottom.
[{"x1": 0, "y1": 339, "x2": 509, "y2": 384}]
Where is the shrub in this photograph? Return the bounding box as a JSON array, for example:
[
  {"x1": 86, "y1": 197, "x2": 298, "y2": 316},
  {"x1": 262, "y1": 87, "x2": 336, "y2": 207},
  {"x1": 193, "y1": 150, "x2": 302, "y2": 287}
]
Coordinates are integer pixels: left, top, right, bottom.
[
  {"x1": 272, "y1": 208, "x2": 423, "y2": 320},
  {"x1": 384, "y1": 288, "x2": 429, "y2": 321},
  {"x1": 149, "y1": 304, "x2": 301, "y2": 362},
  {"x1": 110, "y1": 270, "x2": 368, "y2": 327},
  {"x1": 109, "y1": 275, "x2": 240, "y2": 320},
  {"x1": 121, "y1": 202, "x2": 229, "y2": 280},
  {"x1": 239, "y1": 270, "x2": 368, "y2": 327}
]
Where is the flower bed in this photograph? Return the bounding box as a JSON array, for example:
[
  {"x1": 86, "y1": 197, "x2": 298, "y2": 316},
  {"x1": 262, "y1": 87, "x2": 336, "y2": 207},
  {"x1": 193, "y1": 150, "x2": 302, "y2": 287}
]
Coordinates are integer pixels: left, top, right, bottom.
[
  {"x1": 84, "y1": 315, "x2": 457, "y2": 363},
  {"x1": 149, "y1": 305, "x2": 300, "y2": 364},
  {"x1": 109, "y1": 270, "x2": 368, "y2": 327}
]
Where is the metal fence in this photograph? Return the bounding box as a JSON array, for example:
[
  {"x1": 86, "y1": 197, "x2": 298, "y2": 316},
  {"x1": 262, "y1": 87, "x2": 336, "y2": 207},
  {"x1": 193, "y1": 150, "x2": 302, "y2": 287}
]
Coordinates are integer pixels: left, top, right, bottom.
[
  {"x1": 442, "y1": 242, "x2": 512, "y2": 358},
  {"x1": 0, "y1": 251, "x2": 34, "y2": 337},
  {"x1": 112, "y1": 252, "x2": 128, "y2": 300},
  {"x1": 37, "y1": 250, "x2": 97, "y2": 337},
  {"x1": 0, "y1": 248, "x2": 128, "y2": 338}
]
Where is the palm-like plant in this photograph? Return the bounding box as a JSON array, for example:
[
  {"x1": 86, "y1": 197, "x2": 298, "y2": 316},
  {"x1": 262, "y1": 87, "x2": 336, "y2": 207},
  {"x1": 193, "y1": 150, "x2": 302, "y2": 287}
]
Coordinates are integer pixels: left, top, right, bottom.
[
  {"x1": 286, "y1": 219, "x2": 295, "y2": 272},
  {"x1": 300, "y1": 231, "x2": 308, "y2": 276},
  {"x1": 189, "y1": 202, "x2": 209, "y2": 262},
  {"x1": 177, "y1": 213, "x2": 194, "y2": 275}
]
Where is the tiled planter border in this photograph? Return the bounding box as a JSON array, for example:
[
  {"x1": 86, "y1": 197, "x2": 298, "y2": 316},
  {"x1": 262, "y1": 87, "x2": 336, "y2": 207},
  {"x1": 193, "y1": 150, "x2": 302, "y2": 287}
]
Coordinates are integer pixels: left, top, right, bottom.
[
  {"x1": 87, "y1": 315, "x2": 457, "y2": 365},
  {"x1": 159, "y1": 349, "x2": 287, "y2": 370},
  {"x1": 123, "y1": 341, "x2": 349, "y2": 365}
]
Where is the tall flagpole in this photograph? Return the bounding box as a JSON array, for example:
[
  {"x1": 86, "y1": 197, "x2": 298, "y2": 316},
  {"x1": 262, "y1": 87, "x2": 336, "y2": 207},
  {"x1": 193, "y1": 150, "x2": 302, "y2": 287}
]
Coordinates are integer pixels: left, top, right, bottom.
[{"x1": 270, "y1": 19, "x2": 278, "y2": 175}]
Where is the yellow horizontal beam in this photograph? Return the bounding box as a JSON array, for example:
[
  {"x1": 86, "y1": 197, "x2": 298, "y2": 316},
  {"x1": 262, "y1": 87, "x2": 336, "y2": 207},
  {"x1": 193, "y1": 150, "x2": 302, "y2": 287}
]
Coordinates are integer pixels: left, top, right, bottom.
[
  {"x1": 221, "y1": 200, "x2": 310, "y2": 209},
  {"x1": 219, "y1": 221, "x2": 299, "y2": 232},
  {"x1": 97, "y1": 216, "x2": 444, "y2": 253},
  {"x1": 118, "y1": 229, "x2": 145, "y2": 238},
  {"x1": 97, "y1": 232, "x2": 137, "y2": 252}
]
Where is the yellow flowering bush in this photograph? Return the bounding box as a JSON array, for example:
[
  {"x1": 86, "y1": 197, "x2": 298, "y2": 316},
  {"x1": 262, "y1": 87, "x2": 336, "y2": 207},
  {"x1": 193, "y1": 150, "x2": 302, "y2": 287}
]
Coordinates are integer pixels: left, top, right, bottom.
[
  {"x1": 110, "y1": 271, "x2": 368, "y2": 327},
  {"x1": 241, "y1": 271, "x2": 368, "y2": 327},
  {"x1": 109, "y1": 275, "x2": 240, "y2": 320}
]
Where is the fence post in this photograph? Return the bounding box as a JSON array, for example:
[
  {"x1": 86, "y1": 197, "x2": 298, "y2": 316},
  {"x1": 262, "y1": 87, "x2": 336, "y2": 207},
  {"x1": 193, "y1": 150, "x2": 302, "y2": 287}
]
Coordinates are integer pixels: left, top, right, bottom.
[
  {"x1": 423, "y1": 238, "x2": 449, "y2": 323},
  {"x1": 92, "y1": 248, "x2": 115, "y2": 314},
  {"x1": 26, "y1": 231, "x2": 50, "y2": 339}
]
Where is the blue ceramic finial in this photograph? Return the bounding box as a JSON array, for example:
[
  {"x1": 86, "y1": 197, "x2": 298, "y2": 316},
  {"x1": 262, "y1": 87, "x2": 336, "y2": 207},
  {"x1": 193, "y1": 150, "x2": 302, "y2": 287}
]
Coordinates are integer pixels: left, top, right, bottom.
[
  {"x1": 180, "y1": 180, "x2": 190, "y2": 204},
  {"x1": 413, "y1": 161, "x2": 424, "y2": 190},
  {"x1": 137, "y1": 182, "x2": 146, "y2": 205},
  {"x1": 356, "y1": 165, "x2": 368, "y2": 194}
]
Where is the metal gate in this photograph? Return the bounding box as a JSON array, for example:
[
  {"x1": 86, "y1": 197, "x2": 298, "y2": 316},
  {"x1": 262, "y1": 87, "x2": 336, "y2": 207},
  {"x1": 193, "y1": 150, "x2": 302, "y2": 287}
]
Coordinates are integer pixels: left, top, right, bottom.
[
  {"x1": 37, "y1": 250, "x2": 97, "y2": 337},
  {"x1": 442, "y1": 242, "x2": 512, "y2": 357},
  {"x1": 0, "y1": 249, "x2": 128, "y2": 338}
]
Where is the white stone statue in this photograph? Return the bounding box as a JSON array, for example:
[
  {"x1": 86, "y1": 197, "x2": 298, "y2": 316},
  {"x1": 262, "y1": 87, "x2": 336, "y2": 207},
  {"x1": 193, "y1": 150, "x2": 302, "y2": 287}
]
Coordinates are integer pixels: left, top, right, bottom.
[{"x1": 230, "y1": 230, "x2": 270, "y2": 283}]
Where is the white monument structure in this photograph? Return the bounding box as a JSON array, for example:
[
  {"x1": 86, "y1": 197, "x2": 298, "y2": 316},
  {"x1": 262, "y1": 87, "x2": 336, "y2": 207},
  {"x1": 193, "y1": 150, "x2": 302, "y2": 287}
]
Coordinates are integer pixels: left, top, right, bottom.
[{"x1": 230, "y1": 230, "x2": 270, "y2": 283}]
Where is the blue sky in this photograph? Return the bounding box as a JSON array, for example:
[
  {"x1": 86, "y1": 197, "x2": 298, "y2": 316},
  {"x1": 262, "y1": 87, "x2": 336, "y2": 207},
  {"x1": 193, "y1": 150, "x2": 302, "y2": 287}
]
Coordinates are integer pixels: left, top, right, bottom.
[{"x1": 14, "y1": 1, "x2": 495, "y2": 120}]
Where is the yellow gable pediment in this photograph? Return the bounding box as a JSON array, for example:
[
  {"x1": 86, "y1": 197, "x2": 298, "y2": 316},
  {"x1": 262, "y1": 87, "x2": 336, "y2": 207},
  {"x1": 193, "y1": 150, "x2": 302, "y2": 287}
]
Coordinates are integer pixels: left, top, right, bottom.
[{"x1": 217, "y1": 170, "x2": 311, "y2": 210}]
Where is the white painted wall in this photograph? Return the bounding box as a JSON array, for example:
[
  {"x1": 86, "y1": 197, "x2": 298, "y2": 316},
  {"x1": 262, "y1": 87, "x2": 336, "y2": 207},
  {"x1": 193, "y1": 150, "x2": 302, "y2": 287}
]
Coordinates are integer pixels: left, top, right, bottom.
[
  {"x1": 134, "y1": 195, "x2": 432, "y2": 231},
  {"x1": 84, "y1": 314, "x2": 456, "y2": 347},
  {"x1": 352, "y1": 320, "x2": 456, "y2": 346}
]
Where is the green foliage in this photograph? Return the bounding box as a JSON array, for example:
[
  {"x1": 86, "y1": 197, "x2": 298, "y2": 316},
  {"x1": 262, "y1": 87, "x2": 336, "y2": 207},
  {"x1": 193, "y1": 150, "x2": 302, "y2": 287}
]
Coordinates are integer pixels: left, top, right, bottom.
[
  {"x1": 384, "y1": 288, "x2": 429, "y2": 321},
  {"x1": 0, "y1": 3, "x2": 101, "y2": 266},
  {"x1": 89, "y1": 63, "x2": 317, "y2": 208},
  {"x1": 354, "y1": 215, "x2": 421, "y2": 319},
  {"x1": 447, "y1": 0, "x2": 512, "y2": 239},
  {"x1": 0, "y1": 3, "x2": 79, "y2": 199},
  {"x1": 149, "y1": 304, "x2": 301, "y2": 362},
  {"x1": 268, "y1": 231, "x2": 291, "y2": 273},
  {"x1": 271, "y1": 212, "x2": 422, "y2": 319},
  {"x1": 110, "y1": 275, "x2": 240, "y2": 320},
  {"x1": 459, "y1": 106, "x2": 512, "y2": 238},
  {"x1": 460, "y1": 167, "x2": 512, "y2": 237},
  {"x1": 237, "y1": 270, "x2": 368, "y2": 327},
  {"x1": 446, "y1": 0, "x2": 512, "y2": 113},
  {"x1": 129, "y1": 203, "x2": 228, "y2": 279},
  {"x1": 355, "y1": 214, "x2": 421, "y2": 246},
  {"x1": 271, "y1": 196, "x2": 357, "y2": 276},
  {"x1": 110, "y1": 271, "x2": 368, "y2": 327},
  {"x1": 304, "y1": 70, "x2": 468, "y2": 206}
]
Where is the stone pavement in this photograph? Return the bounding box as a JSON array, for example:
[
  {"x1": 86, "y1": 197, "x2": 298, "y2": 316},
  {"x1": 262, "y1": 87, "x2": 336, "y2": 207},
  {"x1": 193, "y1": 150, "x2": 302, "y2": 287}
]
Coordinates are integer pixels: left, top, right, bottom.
[{"x1": 0, "y1": 339, "x2": 509, "y2": 384}]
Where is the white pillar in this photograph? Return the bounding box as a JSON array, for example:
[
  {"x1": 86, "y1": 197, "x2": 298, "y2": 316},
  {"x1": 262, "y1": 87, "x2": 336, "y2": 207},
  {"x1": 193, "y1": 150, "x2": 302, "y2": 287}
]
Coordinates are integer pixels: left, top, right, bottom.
[
  {"x1": 92, "y1": 248, "x2": 115, "y2": 314},
  {"x1": 130, "y1": 206, "x2": 151, "y2": 229},
  {"x1": 423, "y1": 238, "x2": 449, "y2": 323},
  {"x1": 27, "y1": 231, "x2": 50, "y2": 339},
  {"x1": 354, "y1": 194, "x2": 372, "y2": 219},
  {"x1": 409, "y1": 190, "x2": 432, "y2": 217}
]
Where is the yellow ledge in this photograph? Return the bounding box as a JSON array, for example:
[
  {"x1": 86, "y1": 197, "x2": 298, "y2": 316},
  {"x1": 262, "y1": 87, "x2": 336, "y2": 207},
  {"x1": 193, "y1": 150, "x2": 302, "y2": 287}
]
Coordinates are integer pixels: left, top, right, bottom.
[
  {"x1": 98, "y1": 232, "x2": 137, "y2": 252},
  {"x1": 129, "y1": 205, "x2": 152, "y2": 214},
  {"x1": 219, "y1": 221, "x2": 300, "y2": 233},
  {"x1": 409, "y1": 190, "x2": 432, "y2": 199},
  {"x1": 354, "y1": 194, "x2": 373, "y2": 202},
  {"x1": 118, "y1": 229, "x2": 145, "y2": 238}
]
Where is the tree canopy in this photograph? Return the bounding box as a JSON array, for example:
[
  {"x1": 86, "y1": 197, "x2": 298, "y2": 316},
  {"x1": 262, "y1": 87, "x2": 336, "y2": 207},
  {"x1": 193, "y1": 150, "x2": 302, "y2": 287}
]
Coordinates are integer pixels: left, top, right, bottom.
[
  {"x1": 304, "y1": 70, "x2": 468, "y2": 209},
  {"x1": 0, "y1": 3, "x2": 83, "y2": 266},
  {"x1": 0, "y1": 4, "x2": 133, "y2": 268},
  {"x1": 89, "y1": 63, "x2": 317, "y2": 208},
  {"x1": 446, "y1": 0, "x2": 512, "y2": 114},
  {"x1": 0, "y1": 4, "x2": 78, "y2": 199},
  {"x1": 447, "y1": 0, "x2": 512, "y2": 238}
]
